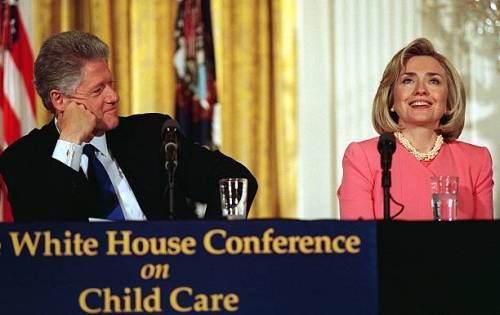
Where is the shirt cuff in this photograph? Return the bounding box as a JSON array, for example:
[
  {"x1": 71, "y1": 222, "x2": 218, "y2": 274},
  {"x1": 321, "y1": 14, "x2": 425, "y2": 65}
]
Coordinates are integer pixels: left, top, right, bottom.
[{"x1": 52, "y1": 139, "x2": 83, "y2": 171}]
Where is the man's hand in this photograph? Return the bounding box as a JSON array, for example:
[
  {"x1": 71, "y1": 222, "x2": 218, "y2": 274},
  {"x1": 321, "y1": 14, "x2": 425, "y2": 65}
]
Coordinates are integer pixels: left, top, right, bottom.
[{"x1": 57, "y1": 101, "x2": 96, "y2": 144}]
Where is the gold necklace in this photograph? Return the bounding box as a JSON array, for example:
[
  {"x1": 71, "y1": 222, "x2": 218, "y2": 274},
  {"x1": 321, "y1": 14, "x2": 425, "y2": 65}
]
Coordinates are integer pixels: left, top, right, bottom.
[{"x1": 394, "y1": 131, "x2": 444, "y2": 161}]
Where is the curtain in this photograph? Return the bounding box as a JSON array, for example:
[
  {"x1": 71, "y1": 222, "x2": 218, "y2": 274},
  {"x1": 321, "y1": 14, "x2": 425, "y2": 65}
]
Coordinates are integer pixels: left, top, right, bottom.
[
  {"x1": 32, "y1": 0, "x2": 178, "y2": 125},
  {"x1": 32, "y1": 0, "x2": 298, "y2": 218},
  {"x1": 212, "y1": 0, "x2": 297, "y2": 218}
]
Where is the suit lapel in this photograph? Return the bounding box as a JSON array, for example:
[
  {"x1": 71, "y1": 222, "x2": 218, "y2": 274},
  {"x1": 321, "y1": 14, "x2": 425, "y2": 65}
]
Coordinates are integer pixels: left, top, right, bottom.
[
  {"x1": 106, "y1": 119, "x2": 128, "y2": 170},
  {"x1": 106, "y1": 118, "x2": 142, "y2": 192},
  {"x1": 106, "y1": 118, "x2": 162, "y2": 218}
]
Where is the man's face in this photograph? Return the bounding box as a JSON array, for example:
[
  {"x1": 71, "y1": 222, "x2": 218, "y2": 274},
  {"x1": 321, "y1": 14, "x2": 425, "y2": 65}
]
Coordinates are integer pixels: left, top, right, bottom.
[{"x1": 70, "y1": 59, "x2": 120, "y2": 135}]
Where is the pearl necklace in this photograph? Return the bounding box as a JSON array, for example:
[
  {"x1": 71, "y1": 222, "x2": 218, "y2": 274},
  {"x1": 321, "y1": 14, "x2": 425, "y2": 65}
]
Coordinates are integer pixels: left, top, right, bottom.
[{"x1": 394, "y1": 131, "x2": 444, "y2": 161}]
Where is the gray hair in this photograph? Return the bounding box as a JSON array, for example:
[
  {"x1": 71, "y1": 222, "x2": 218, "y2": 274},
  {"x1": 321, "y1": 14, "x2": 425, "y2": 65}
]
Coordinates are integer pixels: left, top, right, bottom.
[{"x1": 34, "y1": 31, "x2": 109, "y2": 113}]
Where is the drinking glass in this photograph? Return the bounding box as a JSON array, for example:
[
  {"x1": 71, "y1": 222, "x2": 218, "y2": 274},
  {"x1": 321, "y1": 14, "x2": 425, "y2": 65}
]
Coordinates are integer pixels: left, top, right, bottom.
[
  {"x1": 431, "y1": 176, "x2": 459, "y2": 221},
  {"x1": 219, "y1": 178, "x2": 248, "y2": 220}
]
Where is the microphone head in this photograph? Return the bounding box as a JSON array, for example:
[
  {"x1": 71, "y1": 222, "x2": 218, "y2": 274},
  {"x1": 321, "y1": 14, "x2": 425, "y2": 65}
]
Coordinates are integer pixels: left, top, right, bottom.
[
  {"x1": 161, "y1": 119, "x2": 180, "y2": 173},
  {"x1": 377, "y1": 132, "x2": 396, "y2": 154},
  {"x1": 161, "y1": 118, "x2": 180, "y2": 137}
]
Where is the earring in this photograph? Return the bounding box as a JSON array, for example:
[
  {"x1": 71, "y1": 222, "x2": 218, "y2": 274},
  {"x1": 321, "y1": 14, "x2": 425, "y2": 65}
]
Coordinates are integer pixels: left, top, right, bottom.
[{"x1": 390, "y1": 106, "x2": 395, "y2": 112}]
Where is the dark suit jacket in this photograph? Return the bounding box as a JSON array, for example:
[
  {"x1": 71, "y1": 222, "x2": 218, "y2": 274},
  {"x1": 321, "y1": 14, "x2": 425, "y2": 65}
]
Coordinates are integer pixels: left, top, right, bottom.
[{"x1": 0, "y1": 113, "x2": 257, "y2": 221}]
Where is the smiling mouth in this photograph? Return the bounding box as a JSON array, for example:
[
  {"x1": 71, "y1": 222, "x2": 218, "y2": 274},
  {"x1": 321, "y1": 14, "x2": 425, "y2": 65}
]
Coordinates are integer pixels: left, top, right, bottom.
[{"x1": 409, "y1": 101, "x2": 432, "y2": 108}]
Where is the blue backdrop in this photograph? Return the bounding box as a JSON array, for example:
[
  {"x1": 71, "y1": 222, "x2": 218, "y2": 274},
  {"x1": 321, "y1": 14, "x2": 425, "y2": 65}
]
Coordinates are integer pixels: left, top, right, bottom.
[{"x1": 0, "y1": 220, "x2": 378, "y2": 315}]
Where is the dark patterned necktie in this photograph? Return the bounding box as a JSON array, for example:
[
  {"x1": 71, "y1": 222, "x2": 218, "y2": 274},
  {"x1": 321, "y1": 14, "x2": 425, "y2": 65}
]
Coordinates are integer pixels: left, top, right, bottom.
[{"x1": 83, "y1": 144, "x2": 125, "y2": 220}]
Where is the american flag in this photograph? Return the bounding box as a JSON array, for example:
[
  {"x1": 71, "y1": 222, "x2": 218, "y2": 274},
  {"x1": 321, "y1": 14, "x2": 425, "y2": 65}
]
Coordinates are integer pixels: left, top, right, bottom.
[
  {"x1": 173, "y1": 0, "x2": 219, "y2": 148},
  {"x1": 0, "y1": 0, "x2": 35, "y2": 222}
]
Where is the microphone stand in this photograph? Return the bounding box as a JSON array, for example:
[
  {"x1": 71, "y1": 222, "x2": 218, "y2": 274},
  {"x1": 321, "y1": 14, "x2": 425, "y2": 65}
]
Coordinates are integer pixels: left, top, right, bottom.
[
  {"x1": 164, "y1": 145, "x2": 177, "y2": 220},
  {"x1": 167, "y1": 165, "x2": 175, "y2": 220},
  {"x1": 161, "y1": 120, "x2": 179, "y2": 220},
  {"x1": 378, "y1": 132, "x2": 396, "y2": 221},
  {"x1": 382, "y1": 168, "x2": 391, "y2": 221},
  {"x1": 163, "y1": 157, "x2": 177, "y2": 220}
]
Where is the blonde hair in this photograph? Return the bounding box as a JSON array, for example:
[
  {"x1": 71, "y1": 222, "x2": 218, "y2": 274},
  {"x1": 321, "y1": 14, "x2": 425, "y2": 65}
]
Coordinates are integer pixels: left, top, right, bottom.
[{"x1": 372, "y1": 38, "x2": 466, "y2": 140}]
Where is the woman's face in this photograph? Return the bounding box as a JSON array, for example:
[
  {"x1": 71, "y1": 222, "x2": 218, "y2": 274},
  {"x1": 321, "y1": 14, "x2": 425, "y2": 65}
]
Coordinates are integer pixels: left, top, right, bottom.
[{"x1": 393, "y1": 56, "x2": 448, "y2": 130}]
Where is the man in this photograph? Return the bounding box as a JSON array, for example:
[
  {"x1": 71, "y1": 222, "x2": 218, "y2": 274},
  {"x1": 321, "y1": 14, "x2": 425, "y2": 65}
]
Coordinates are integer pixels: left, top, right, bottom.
[{"x1": 0, "y1": 31, "x2": 257, "y2": 221}]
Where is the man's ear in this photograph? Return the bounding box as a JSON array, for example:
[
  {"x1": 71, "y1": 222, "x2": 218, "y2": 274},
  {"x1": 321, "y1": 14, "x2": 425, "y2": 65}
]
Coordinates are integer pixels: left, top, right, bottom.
[{"x1": 49, "y1": 89, "x2": 66, "y2": 112}]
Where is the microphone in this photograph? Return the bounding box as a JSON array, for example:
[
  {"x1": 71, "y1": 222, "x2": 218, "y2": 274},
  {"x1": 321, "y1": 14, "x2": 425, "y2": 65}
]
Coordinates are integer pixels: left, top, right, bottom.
[
  {"x1": 377, "y1": 132, "x2": 396, "y2": 171},
  {"x1": 377, "y1": 132, "x2": 396, "y2": 220},
  {"x1": 161, "y1": 119, "x2": 180, "y2": 220},
  {"x1": 161, "y1": 119, "x2": 180, "y2": 174}
]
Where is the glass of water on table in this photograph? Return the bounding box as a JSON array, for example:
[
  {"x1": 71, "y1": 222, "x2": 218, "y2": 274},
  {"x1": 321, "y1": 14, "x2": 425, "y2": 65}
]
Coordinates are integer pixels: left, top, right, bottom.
[
  {"x1": 219, "y1": 178, "x2": 248, "y2": 220},
  {"x1": 431, "y1": 176, "x2": 459, "y2": 221}
]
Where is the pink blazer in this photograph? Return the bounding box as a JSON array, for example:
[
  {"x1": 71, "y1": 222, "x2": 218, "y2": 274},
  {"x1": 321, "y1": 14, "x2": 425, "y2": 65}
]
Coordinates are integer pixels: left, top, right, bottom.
[{"x1": 338, "y1": 137, "x2": 493, "y2": 220}]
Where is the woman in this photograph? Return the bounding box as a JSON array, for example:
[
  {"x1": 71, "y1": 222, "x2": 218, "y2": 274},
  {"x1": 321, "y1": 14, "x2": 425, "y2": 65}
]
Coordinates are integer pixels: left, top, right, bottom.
[{"x1": 337, "y1": 38, "x2": 493, "y2": 220}]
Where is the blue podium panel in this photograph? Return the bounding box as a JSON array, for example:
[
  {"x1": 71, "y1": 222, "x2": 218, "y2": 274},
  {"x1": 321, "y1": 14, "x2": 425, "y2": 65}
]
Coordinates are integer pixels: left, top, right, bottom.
[{"x1": 0, "y1": 220, "x2": 377, "y2": 315}]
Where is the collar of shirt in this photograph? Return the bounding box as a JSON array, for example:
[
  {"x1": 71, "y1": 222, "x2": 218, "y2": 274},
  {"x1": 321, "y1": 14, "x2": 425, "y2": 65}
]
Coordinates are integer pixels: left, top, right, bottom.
[{"x1": 87, "y1": 134, "x2": 110, "y2": 158}]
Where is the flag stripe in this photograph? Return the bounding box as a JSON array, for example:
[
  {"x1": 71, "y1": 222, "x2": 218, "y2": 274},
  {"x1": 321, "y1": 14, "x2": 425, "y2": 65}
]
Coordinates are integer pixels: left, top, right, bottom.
[
  {"x1": 0, "y1": 0, "x2": 35, "y2": 222},
  {"x1": 18, "y1": 0, "x2": 34, "y2": 48},
  {"x1": 2, "y1": 97, "x2": 22, "y2": 144},
  {"x1": 9, "y1": 20, "x2": 35, "y2": 112},
  {"x1": 3, "y1": 50, "x2": 36, "y2": 136}
]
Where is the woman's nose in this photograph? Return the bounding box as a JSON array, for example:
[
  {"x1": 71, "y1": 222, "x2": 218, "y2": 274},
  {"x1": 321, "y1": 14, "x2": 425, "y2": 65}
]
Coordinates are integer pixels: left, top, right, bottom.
[{"x1": 414, "y1": 79, "x2": 429, "y2": 95}]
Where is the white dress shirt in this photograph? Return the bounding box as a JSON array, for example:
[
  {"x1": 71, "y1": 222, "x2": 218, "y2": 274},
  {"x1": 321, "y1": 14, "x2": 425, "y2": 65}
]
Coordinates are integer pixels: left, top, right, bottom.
[{"x1": 51, "y1": 121, "x2": 147, "y2": 221}]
